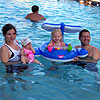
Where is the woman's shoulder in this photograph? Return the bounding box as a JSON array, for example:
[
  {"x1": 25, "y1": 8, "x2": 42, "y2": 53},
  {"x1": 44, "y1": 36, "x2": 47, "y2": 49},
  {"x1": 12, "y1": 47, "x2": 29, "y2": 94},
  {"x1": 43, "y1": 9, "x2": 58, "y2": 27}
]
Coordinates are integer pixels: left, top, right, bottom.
[
  {"x1": 1, "y1": 44, "x2": 8, "y2": 50},
  {"x1": 0, "y1": 45, "x2": 9, "y2": 54}
]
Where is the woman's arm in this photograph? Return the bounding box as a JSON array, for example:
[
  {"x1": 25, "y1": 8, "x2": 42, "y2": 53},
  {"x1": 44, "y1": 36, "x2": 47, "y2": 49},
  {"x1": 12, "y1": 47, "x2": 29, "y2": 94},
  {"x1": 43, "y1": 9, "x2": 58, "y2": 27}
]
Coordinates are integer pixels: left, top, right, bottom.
[
  {"x1": 0, "y1": 46, "x2": 9, "y2": 63},
  {"x1": 2, "y1": 61, "x2": 21, "y2": 66},
  {"x1": 0, "y1": 46, "x2": 21, "y2": 65}
]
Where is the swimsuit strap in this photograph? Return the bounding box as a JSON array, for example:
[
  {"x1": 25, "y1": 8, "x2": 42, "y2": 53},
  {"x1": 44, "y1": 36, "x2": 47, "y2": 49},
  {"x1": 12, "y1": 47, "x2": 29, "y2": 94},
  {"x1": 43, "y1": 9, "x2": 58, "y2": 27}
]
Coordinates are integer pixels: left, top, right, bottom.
[
  {"x1": 5, "y1": 46, "x2": 14, "y2": 59},
  {"x1": 52, "y1": 41, "x2": 62, "y2": 47},
  {"x1": 60, "y1": 41, "x2": 62, "y2": 47},
  {"x1": 4, "y1": 41, "x2": 21, "y2": 62},
  {"x1": 52, "y1": 41, "x2": 54, "y2": 46}
]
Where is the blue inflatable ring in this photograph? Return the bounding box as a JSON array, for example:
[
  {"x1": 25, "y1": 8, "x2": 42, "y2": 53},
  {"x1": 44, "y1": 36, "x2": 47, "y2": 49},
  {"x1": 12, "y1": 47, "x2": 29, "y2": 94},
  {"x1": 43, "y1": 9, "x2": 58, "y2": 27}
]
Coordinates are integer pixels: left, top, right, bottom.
[{"x1": 35, "y1": 42, "x2": 88, "y2": 62}]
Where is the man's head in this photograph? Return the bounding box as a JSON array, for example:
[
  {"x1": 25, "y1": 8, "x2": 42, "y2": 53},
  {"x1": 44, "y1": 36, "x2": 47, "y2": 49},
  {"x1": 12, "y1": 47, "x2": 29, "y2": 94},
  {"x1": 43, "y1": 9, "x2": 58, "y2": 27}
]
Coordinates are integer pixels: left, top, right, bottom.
[
  {"x1": 79, "y1": 29, "x2": 91, "y2": 46},
  {"x1": 31, "y1": 5, "x2": 39, "y2": 13}
]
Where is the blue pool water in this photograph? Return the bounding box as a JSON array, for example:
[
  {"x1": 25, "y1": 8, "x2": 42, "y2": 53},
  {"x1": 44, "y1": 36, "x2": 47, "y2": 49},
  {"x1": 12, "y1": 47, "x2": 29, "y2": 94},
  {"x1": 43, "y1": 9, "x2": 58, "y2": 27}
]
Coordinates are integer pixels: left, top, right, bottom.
[{"x1": 0, "y1": 0, "x2": 100, "y2": 100}]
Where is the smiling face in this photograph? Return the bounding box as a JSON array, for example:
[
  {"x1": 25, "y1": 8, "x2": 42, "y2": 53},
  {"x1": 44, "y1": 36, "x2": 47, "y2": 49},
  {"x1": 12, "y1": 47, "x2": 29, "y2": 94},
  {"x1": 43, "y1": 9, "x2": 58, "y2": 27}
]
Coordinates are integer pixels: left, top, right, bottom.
[
  {"x1": 52, "y1": 29, "x2": 62, "y2": 43},
  {"x1": 79, "y1": 31, "x2": 91, "y2": 46},
  {"x1": 5, "y1": 29, "x2": 16, "y2": 43}
]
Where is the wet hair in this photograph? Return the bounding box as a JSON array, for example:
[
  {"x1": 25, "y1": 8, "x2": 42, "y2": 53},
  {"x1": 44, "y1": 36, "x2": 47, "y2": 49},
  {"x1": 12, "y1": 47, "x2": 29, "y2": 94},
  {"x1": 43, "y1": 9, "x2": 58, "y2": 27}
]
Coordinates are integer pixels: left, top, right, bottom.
[
  {"x1": 79, "y1": 29, "x2": 90, "y2": 37},
  {"x1": 51, "y1": 29, "x2": 63, "y2": 40},
  {"x1": 31, "y1": 5, "x2": 39, "y2": 13},
  {"x1": 2, "y1": 24, "x2": 17, "y2": 36},
  {"x1": 51, "y1": 29, "x2": 62, "y2": 36}
]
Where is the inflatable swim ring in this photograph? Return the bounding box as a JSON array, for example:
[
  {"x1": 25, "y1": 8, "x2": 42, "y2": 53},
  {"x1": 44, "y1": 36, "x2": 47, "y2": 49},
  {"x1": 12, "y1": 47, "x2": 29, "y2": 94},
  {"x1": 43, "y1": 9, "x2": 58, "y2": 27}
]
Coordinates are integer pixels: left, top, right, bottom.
[
  {"x1": 34, "y1": 23, "x2": 88, "y2": 62},
  {"x1": 35, "y1": 42, "x2": 88, "y2": 62}
]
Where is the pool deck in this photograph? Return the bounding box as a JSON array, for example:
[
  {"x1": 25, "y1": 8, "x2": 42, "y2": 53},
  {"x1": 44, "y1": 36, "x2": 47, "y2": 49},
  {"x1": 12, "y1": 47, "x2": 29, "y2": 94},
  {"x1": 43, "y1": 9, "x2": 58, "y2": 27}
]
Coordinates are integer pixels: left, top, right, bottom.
[
  {"x1": 91, "y1": 0, "x2": 100, "y2": 2},
  {"x1": 91, "y1": 0, "x2": 100, "y2": 6},
  {"x1": 76, "y1": 0, "x2": 100, "y2": 6}
]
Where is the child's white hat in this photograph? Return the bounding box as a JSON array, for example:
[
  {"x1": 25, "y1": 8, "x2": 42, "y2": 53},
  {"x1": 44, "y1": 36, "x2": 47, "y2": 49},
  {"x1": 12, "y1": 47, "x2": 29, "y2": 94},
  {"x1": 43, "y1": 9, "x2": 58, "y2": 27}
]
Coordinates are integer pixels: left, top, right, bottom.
[{"x1": 21, "y1": 37, "x2": 31, "y2": 46}]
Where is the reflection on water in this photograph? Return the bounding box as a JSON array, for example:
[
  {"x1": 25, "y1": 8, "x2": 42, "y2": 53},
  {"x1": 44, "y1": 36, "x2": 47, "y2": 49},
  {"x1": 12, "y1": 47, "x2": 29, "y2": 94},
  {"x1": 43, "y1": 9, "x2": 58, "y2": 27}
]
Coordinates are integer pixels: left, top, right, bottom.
[{"x1": 0, "y1": 61, "x2": 100, "y2": 100}]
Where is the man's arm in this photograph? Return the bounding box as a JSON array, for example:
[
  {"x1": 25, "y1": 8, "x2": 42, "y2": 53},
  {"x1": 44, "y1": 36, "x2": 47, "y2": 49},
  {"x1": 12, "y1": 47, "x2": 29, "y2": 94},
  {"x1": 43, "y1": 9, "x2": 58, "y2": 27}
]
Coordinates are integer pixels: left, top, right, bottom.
[
  {"x1": 73, "y1": 47, "x2": 99, "y2": 63},
  {"x1": 73, "y1": 56, "x2": 97, "y2": 63},
  {"x1": 92, "y1": 47, "x2": 100, "y2": 62}
]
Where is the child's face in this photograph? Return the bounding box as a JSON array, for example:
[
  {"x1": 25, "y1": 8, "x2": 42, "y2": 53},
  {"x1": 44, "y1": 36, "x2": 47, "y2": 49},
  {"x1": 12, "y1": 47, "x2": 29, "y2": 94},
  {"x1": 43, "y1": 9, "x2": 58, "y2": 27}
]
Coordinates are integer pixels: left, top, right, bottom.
[
  {"x1": 24, "y1": 42, "x2": 31, "y2": 49},
  {"x1": 52, "y1": 32, "x2": 62, "y2": 43}
]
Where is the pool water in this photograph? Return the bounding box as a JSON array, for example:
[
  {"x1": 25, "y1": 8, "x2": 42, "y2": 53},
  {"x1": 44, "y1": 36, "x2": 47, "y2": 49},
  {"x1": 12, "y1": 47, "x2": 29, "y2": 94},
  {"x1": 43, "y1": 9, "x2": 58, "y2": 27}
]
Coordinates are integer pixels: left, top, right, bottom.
[{"x1": 0, "y1": 0, "x2": 100, "y2": 100}]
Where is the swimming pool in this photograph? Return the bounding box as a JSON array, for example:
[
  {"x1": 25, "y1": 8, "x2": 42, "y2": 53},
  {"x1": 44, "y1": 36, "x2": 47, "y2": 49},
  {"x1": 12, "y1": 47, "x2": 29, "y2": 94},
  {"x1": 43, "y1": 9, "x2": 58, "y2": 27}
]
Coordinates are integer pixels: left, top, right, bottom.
[{"x1": 0, "y1": 0, "x2": 100, "y2": 100}]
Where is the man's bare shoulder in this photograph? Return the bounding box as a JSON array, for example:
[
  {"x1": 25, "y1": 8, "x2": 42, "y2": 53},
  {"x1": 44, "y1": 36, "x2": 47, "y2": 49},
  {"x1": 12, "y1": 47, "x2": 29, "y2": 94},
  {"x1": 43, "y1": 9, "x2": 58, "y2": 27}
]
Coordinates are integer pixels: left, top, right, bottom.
[
  {"x1": 91, "y1": 45, "x2": 99, "y2": 51},
  {"x1": 90, "y1": 45, "x2": 100, "y2": 61},
  {"x1": 25, "y1": 13, "x2": 33, "y2": 19},
  {"x1": 36, "y1": 14, "x2": 46, "y2": 20}
]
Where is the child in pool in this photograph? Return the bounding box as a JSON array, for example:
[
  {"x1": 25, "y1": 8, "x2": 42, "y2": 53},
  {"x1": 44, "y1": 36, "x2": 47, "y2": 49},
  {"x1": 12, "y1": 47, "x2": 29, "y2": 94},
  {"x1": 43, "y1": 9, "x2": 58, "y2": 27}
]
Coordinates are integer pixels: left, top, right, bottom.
[
  {"x1": 21, "y1": 37, "x2": 44, "y2": 67},
  {"x1": 47, "y1": 29, "x2": 66, "y2": 50}
]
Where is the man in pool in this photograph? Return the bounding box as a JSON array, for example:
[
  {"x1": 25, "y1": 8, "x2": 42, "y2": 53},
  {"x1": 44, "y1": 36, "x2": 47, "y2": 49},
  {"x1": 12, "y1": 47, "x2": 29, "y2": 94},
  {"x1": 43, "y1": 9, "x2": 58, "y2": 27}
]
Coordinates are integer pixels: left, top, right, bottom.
[
  {"x1": 74, "y1": 29, "x2": 100, "y2": 85},
  {"x1": 75, "y1": 29, "x2": 100, "y2": 63},
  {"x1": 25, "y1": 5, "x2": 46, "y2": 22}
]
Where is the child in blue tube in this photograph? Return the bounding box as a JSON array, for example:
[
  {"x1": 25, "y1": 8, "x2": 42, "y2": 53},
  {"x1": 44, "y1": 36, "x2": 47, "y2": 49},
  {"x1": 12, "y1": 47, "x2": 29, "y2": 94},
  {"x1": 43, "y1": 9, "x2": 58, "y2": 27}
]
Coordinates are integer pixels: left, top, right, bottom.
[
  {"x1": 47, "y1": 29, "x2": 72, "y2": 52},
  {"x1": 47, "y1": 29, "x2": 66, "y2": 51}
]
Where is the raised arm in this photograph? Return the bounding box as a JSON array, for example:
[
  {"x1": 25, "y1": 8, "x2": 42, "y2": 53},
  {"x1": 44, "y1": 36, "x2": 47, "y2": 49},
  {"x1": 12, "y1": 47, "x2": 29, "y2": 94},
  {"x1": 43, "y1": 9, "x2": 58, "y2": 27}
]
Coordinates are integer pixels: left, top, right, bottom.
[{"x1": 29, "y1": 44, "x2": 35, "y2": 54}]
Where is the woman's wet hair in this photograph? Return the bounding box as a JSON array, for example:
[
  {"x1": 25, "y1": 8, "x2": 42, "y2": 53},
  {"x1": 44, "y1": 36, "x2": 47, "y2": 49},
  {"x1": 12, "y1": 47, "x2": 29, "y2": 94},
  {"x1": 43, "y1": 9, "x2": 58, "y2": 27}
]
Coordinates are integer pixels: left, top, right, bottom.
[{"x1": 2, "y1": 24, "x2": 17, "y2": 36}]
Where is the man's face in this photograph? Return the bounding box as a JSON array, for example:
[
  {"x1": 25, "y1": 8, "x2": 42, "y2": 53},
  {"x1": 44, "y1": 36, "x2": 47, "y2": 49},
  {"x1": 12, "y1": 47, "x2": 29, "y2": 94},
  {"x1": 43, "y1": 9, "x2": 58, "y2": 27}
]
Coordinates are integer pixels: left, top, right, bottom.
[{"x1": 79, "y1": 32, "x2": 91, "y2": 46}]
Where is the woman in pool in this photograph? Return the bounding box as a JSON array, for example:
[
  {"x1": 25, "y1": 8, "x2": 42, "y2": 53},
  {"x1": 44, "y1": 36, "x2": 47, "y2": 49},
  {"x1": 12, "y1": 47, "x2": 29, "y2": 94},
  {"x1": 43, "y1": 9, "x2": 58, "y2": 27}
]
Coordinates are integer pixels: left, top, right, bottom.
[{"x1": 0, "y1": 24, "x2": 28, "y2": 73}]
